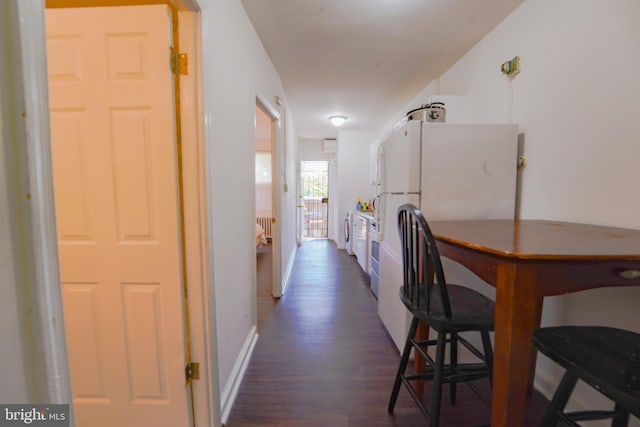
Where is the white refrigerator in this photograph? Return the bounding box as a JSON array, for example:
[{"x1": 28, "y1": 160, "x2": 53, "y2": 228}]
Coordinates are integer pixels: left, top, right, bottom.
[{"x1": 376, "y1": 113, "x2": 518, "y2": 351}]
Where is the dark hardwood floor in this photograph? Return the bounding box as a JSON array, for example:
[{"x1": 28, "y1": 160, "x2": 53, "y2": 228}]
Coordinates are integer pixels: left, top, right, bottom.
[{"x1": 228, "y1": 239, "x2": 549, "y2": 426}]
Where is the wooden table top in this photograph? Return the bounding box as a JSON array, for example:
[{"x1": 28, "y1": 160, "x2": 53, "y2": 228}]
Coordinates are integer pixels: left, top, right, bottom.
[{"x1": 428, "y1": 219, "x2": 640, "y2": 261}]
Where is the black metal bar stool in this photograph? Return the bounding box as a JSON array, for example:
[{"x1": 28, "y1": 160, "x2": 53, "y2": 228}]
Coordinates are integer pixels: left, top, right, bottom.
[
  {"x1": 534, "y1": 326, "x2": 640, "y2": 426},
  {"x1": 387, "y1": 204, "x2": 495, "y2": 426}
]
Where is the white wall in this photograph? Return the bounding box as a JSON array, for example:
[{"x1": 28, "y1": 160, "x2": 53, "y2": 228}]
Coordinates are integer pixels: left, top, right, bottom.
[
  {"x1": 199, "y1": 0, "x2": 297, "y2": 417},
  {"x1": 298, "y1": 138, "x2": 324, "y2": 160},
  {"x1": 431, "y1": 0, "x2": 640, "y2": 418},
  {"x1": 336, "y1": 131, "x2": 377, "y2": 249}
]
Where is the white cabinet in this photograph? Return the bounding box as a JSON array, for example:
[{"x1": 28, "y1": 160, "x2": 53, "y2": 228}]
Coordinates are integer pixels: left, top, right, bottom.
[{"x1": 353, "y1": 213, "x2": 369, "y2": 273}]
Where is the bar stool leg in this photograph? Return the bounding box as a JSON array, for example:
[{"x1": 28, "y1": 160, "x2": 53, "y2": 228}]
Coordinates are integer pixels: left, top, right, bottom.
[
  {"x1": 430, "y1": 332, "x2": 447, "y2": 427},
  {"x1": 450, "y1": 333, "x2": 458, "y2": 404},
  {"x1": 388, "y1": 316, "x2": 420, "y2": 412},
  {"x1": 540, "y1": 370, "x2": 578, "y2": 426},
  {"x1": 611, "y1": 404, "x2": 630, "y2": 427},
  {"x1": 481, "y1": 331, "x2": 493, "y2": 388}
]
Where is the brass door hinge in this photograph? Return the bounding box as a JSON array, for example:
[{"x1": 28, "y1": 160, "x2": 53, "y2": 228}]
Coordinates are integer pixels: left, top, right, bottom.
[
  {"x1": 170, "y1": 49, "x2": 188, "y2": 75},
  {"x1": 185, "y1": 362, "x2": 200, "y2": 383}
]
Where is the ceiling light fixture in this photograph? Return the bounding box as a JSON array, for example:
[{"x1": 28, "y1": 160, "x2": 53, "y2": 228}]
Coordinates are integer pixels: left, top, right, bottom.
[{"x1": 329, "y1": 115, "x2": 347, "y2": 127}]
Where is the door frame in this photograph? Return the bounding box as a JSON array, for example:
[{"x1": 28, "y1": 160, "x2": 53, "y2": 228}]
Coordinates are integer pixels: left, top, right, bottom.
[
  {"x1": 297, "y1": 154, "x2": 336, "y2": 244},
  {"x1": 254, "y1": 94, "x2": 283, "y2": 298},
  {"x1": 11, "y1": 1, "x2": 219, "y2": 426},
  {"x1": 299, "y1": 160, "x2": 331, "y2": 240},
  {"x1": 175, "y1": 8, "x2": 219, "y2": 427}
]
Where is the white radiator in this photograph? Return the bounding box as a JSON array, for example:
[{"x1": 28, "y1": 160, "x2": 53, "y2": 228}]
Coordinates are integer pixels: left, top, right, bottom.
[{"x1": 256, "y1": 217, "x2": 273, "y2": 240}]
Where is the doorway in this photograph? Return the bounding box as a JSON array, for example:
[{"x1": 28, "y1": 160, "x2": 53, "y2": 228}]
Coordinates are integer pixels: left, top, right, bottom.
[
  {"x1": 300, "y1": 161, "x2": 330, "y2": 240},
  {"x1": 44, "y1": 3, "x2": 213, "y2": 427},
  {"x1": 254, "y1": 102, "x2": 278, "y2": 329},
  {"x1": 255, "y1": 102, "x2": 280, "y2": 333}
]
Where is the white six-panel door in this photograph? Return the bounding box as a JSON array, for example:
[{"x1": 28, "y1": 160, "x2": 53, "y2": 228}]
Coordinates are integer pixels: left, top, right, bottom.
[{"x1": 46, "y1": 5, "x2": 189, "y2": 426}]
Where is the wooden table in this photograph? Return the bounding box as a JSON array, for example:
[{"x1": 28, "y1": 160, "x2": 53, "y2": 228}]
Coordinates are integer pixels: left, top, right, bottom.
[{"x1": 427, "y1": 219, "x2": 640, "y2": 427}]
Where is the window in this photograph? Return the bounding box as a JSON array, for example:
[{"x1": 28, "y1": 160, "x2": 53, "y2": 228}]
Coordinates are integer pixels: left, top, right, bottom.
[{"x1": 255, "y1": 151, "x2": 272, "y2": 184}]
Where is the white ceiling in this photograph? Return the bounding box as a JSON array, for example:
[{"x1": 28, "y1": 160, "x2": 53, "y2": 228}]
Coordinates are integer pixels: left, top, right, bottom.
[{"x1": 241, "y1": 0, "x2": 523, "y2": 140}]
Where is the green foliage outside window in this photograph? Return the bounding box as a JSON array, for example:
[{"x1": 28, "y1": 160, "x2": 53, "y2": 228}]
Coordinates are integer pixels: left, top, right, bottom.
[{"x1": 301, "y1": 161, "x2": 328, "y2": 198}]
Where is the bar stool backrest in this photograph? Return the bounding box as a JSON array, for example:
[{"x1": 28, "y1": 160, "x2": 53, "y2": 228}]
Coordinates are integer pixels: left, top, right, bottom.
[{"x1": 397, "y1": 204, "x2": 451, "y2": 319}]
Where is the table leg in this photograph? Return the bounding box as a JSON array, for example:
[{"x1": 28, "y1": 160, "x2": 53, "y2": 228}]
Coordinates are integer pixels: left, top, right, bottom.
[{"x1": 491, "y1": 263, "x2": 543, "y2": 427}]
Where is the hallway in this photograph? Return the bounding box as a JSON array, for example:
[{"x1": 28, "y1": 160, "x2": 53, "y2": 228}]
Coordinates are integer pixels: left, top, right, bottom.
[{"x1": 227, "y1": 240, "x2": 547, "y2": 426}]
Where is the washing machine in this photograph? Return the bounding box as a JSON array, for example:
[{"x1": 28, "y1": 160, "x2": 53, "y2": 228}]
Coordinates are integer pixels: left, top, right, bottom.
[{"x1": 344, "y1": 211, "x2": 355, "y2": 255}]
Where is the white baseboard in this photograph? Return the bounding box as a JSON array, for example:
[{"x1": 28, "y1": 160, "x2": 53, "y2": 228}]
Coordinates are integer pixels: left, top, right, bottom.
[
  {"x1": 219, "y1": 326, "x2": 258, "y2": 424},
  {"x1": 533, "y1": 369, "x2": 558, "y2": 402},
  {"x1": 279, "y1": 245, "x2": 297, "y2": 296}
]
